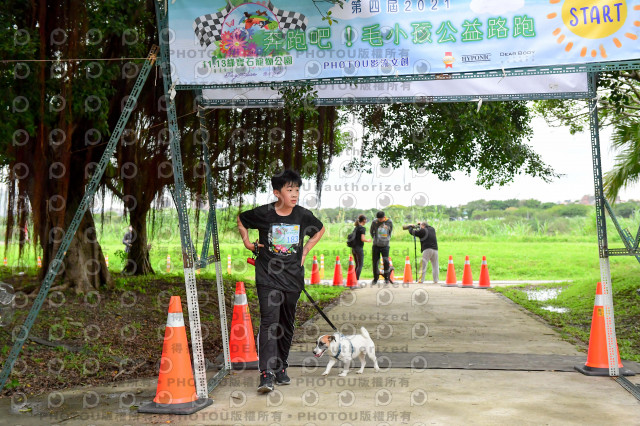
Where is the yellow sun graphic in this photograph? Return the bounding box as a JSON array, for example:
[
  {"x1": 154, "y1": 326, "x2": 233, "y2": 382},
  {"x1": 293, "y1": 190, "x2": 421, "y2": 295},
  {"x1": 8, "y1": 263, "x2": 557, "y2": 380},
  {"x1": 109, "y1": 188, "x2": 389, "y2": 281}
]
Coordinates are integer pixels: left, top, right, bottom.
[{"x1": 547, "y1": 0, "x2": 639, "y2": 59}]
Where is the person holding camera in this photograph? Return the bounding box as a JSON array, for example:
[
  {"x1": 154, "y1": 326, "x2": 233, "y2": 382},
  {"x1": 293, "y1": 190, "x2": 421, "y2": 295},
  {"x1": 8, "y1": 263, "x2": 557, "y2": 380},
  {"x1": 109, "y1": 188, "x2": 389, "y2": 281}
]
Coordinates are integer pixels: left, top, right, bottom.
[
  {"x1": 406, "y1": 221, "x2": 439, "y2": 284},
  {"x1": 370, "y1": 211, "x2": 393, "y2": 284}
]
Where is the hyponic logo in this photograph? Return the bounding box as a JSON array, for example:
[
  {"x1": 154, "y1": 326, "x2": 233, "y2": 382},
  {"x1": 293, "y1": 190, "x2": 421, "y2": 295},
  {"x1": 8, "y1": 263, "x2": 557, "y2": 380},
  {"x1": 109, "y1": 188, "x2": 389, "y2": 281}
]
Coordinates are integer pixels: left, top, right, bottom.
[{"x1": 461, "y1": 53, "x2": 491, "y2": 63}]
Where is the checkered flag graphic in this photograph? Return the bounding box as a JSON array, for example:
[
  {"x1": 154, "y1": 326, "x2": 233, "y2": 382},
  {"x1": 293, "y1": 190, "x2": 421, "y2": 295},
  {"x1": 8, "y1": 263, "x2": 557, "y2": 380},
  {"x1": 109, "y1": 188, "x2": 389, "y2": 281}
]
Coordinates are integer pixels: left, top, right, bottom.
[
  {"x1": 193, "y1": 4, "x2": 232, "y2": 47},
  {"x1": 192, "y1": 1, "x2": 308, "y2": 48},
  {"x1": 266, "y1": 0, "x2": 308, "y2": 33}
]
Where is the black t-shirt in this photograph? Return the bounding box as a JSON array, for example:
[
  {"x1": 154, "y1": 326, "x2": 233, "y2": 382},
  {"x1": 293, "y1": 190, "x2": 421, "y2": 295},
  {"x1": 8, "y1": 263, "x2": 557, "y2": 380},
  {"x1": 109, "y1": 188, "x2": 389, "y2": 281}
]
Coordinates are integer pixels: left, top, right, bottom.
[
  {"x1": 353, "y1": 225, "x2": 366, "y2": 249},
  {"x1": 410, "y1": 226, "x2": 438, "y2": 252},
  {"x1": 239, "y1": 203, "x2": 323, "y2": 292}
]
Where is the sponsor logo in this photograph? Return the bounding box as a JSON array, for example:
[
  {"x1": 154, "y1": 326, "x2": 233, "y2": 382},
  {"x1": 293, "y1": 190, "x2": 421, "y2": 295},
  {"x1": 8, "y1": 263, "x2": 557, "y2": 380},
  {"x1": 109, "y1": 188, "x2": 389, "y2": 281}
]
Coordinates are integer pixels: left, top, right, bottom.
[
  {"x1": 500, "y1": 50, "x2": 535, "y2": 63},
  {"x1": 442, "y1": 52, "x2": 455, "y2": 68},
  {"x1": 500, "y1": 50, "x2": 535, "y2": 56},
  {"x1": 461, "y1": 53, "x2": 491, "y2": 63}
]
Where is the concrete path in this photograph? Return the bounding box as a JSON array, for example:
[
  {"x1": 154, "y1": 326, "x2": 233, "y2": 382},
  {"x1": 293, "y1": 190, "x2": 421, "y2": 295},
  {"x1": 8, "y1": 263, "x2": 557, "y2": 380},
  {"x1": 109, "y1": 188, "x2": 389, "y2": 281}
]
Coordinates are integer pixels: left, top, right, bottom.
[{"x1": 3, "y1": 283, "x2": 640, "y2": 425}]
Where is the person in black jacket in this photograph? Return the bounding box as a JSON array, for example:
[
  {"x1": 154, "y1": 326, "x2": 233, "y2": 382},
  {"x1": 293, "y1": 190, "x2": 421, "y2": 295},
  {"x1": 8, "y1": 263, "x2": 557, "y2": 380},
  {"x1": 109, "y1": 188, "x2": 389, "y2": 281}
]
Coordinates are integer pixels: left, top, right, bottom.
[
  {"x1": 408, "y1": 221, "x2": 439, "y2": 284},
  {"x1": 351, "y1": 215, "x2": 372, "y2": 280},
  {"x1": 122, "y1": 226, "x2": 134, "y2": 254}
]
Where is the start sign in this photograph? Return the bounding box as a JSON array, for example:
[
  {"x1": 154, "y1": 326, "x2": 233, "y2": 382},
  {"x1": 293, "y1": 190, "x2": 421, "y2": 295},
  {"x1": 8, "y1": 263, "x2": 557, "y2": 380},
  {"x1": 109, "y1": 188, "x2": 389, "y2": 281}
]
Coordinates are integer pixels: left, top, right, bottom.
[{"x1": 564, "y1": 0, "x2": 627, "y2": 39}]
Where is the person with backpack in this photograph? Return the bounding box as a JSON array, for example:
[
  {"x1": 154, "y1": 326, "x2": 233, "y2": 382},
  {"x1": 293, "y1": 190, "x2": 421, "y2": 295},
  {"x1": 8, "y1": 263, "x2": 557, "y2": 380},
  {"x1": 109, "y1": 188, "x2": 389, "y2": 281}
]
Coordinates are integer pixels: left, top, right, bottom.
[
  {"x1": 370, "y1": 211, "x2": 393, "y2": 284},
  {"x1": 347, "y1": 214, "x2": 372, "y2": 280}
]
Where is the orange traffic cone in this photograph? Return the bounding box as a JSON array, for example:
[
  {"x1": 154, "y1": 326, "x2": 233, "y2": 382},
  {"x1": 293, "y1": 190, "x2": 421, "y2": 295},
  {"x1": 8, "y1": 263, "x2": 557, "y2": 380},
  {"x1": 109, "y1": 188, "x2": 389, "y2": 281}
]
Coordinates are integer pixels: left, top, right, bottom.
[
  {"x1": 3, "y1": 257, "x2": 6, "y2": 267},
  {"x1": 403, "y1": 256, "x2": 413, "y2": 283},
  {"x1": 228, "y1": 282, "x2": 258, "y2": 369},
  {"x1": 476, "y1": 256, "x2": 491, "y2": 289},
  {"x1": 105, "y1": 255, "x2": 109, "y2": 268},
  {"x1": 37, "y1": 256, "x2": 42, "y2": 268},
  {"x1": 389, "y1": 257, "x2": 396, "y2": 282},
  {"x1": 310, "y1": 255, "x2": 320, "y2": 284},
  {"x1": 459, "y1": 256, "x2": 473, "y2": 288},
  {"x1": 444, "y1": 256, "x2": 457, "y2": 287},
  {"x1": 332, "y1": 256, "x2": 344, "y2": 286},
  {"x1": 319, "y1": 254, "x2": 325, "y2": 279},
  {"x1": 574, "y1": 282, "x2": 635, "y2": 376},
  {"x1": 346, "y1": 255, "x2": 358, "y2": 288},
  {"x1": 166, "y1": 254, "x2": 171, "y2": 273},
  {"x1": 139, "y1": 296, "x2": 212, "y2": 414}
]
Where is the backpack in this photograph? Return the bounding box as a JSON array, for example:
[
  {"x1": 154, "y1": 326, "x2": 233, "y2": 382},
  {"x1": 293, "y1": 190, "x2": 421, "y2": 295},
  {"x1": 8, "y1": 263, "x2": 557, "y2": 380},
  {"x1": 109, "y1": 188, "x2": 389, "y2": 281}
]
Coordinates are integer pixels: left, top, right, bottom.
[
  {"x1": 375, "y1": 221, "x2": 390, "y2": 245},
  {"x1": 346, "y1": 228, "x2": 357, "y2": 248}
]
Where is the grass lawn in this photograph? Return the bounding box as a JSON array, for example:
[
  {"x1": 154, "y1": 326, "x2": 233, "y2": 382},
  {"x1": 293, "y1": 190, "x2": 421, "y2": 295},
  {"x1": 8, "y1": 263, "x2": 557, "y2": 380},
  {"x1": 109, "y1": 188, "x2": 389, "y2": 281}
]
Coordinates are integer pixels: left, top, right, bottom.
[
  {"x1": 494, "y1": 261, "x2": 640, "y2": 362},
  {"x1": 2, "y1": 213, "x2": 639, "y2": 395}
]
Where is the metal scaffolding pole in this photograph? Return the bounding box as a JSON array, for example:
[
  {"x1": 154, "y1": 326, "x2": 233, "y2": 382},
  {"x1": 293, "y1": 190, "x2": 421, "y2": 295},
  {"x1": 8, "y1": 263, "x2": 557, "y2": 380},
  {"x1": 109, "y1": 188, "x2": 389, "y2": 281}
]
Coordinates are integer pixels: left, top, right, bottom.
[
  {"x1": 588, "y1": 72, "x2": 619, "y2": 377},
  {"x1": 154, "y1": 0, "x2": 208, "y2": 398},
  {"x1": 196, "y1": 106, "x2": 232, "y2": 391}
]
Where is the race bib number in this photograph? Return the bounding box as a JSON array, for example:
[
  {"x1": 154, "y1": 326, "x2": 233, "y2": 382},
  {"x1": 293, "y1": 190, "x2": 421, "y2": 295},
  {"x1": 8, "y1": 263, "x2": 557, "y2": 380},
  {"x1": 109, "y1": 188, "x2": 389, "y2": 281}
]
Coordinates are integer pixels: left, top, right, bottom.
[{"x1": 269, "y1": 223, "x2": 300, "y2": 256}]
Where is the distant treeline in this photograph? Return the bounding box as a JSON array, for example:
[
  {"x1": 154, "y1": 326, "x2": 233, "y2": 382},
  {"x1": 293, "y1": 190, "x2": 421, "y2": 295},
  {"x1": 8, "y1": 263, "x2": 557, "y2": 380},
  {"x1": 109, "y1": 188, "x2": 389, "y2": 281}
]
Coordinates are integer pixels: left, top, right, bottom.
[{"x1": 312, "y1": 199, "x2": 640, "y2": 224}]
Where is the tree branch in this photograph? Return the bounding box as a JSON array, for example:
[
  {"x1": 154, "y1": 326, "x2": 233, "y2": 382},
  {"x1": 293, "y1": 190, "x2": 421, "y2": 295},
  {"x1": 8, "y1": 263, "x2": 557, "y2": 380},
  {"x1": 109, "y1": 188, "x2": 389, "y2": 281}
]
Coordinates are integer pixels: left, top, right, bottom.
[{"x1": 105, "y1": 180, "x2": 125, "y2": 201}]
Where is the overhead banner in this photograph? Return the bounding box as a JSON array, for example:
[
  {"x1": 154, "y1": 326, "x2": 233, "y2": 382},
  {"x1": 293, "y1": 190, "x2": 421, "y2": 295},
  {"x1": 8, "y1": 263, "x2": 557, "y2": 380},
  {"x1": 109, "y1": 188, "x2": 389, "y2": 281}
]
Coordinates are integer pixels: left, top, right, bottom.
[
  {"x1": 200, "y1": 72, "x2": 590, "y2": 107},
  {"x1": 168, "y1": 0, "x2": 640, "y2": 86}
]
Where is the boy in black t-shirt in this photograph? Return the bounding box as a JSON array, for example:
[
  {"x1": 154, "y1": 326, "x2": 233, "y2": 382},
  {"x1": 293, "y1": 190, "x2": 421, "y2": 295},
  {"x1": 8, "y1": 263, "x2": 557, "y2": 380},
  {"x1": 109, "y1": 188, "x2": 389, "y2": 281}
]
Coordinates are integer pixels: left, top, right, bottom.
[{"x1": 237, "y1": 170, "x2": 325, "y2": 394}]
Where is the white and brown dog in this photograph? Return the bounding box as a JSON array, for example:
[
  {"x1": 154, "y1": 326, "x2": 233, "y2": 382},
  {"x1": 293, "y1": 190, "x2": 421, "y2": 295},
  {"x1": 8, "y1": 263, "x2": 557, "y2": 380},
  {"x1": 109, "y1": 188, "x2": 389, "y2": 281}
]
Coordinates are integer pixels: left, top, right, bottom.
[{"x1": 312, "y1": 327, "x2": 380, "y2": 377}]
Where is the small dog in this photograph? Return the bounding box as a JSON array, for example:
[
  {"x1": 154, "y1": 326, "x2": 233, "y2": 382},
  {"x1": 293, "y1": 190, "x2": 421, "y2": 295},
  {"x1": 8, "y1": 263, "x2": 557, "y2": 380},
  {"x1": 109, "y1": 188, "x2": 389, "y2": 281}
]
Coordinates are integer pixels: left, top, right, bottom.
[{"x1": 312, "y1": 327, "x2": 380, "y2": 377}]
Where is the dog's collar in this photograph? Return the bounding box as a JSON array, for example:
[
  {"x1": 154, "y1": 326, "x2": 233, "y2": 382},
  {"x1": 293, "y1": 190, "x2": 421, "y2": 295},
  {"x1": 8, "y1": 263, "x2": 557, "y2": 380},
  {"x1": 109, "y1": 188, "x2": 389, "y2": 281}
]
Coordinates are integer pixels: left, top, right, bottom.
[{"x1": 333, "y1": 334, "x2": 354, "y2": 360}]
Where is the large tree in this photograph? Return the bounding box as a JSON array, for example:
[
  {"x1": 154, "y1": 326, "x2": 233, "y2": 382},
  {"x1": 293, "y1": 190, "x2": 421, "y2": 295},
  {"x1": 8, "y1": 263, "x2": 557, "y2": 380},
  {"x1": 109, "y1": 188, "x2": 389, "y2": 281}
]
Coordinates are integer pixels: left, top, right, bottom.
[
  {"x1": 0, "y1": 0, "x2": 152, "y2": 292},
  {"x1": 535, "y1": 71, "x2": 640, "y2": 201},
  {"x1": 106, "y1": 101, "x2": 346, "y2": 276}
]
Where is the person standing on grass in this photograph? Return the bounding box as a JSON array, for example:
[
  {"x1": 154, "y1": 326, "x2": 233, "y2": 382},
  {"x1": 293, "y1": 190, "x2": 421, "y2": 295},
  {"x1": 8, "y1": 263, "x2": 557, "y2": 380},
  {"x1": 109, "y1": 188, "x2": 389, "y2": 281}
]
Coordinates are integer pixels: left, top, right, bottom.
[
  {"x1": 237, "y1": 169, "x2": 325, "y2": 394},
  {"x1": 122, "y1": 225, "x2": 133, "y2": 253},
  {"x1": 370, "y1": 210, "x2": 393, "y2": 284},
  {"x1": 408, "y1": 221, "x2": 439, "y2": 284},
  {"x1": 351, "y1": 214, "x2": 371, "y2": 280}
]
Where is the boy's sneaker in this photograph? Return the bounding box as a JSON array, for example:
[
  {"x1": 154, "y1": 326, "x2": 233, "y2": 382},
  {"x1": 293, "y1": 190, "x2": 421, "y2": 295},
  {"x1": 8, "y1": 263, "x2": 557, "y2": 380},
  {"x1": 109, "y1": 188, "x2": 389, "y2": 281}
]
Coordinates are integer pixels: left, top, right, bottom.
[
  {"x1": 275, "y1": 368, "x2": 291, "y2": 385},
  {"x1": 257, "y1": 371, "x2": 274, "y2": 394}
]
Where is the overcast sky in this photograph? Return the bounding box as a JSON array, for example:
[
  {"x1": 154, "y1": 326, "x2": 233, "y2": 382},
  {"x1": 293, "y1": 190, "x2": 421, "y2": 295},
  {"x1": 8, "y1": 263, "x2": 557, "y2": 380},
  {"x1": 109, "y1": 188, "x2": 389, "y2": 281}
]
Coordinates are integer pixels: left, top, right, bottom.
[{"x1": 255, "y1": 115, "x2": 639, "y2": 209}]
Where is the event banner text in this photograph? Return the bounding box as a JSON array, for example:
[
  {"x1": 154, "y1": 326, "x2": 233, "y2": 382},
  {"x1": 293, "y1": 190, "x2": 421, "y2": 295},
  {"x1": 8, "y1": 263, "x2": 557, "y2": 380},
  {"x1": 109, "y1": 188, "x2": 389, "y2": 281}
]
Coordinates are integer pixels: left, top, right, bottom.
[{"x1": 168, "y1": 0, "x2": 640, "y2": 85}]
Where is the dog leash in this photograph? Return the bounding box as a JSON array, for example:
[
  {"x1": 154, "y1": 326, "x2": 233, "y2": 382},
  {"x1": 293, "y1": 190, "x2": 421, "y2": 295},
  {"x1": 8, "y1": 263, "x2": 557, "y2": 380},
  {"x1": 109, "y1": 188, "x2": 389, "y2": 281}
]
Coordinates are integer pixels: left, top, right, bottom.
[
  {"x1": 246, "y1": 248, "x2": 338, "y2": 332},
  {"x1": 302, "y1": 287, "x2": 338, "y2": 332}
]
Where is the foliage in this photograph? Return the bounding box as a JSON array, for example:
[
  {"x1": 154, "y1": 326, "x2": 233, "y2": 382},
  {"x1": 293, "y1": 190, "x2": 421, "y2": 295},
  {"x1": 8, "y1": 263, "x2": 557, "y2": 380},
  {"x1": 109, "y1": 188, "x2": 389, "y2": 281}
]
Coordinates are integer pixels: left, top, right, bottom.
[
  {"x1": 0, "y1": 0, "x2": 156, "y2": 291},
  {"x1": 114, "y1": 249, "x2": 127, "y2": 266},
  {"x1": 312, "y1": 0, "x2": 344, "y2": 25},
  {"x1": 348, "y1": 102, "x2": 558, "y2": 188},
  {"x1": 603, "y1": 122, "x2": 640, "y2": 201},
  {"x1": 612, "y1": 202, "x2": 640, "y2": 219},
  {"x1": 542, "y1": 204, "x2": 591, "y2": 218},
  {"x1": 0, "y1": 0, "x2": 349, "y2": 280}
]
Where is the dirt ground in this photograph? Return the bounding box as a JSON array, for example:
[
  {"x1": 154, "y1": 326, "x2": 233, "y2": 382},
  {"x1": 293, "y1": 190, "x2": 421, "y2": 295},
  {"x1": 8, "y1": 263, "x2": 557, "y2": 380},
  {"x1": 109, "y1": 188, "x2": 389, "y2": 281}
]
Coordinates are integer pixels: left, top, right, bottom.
[{"x1": 0, "y1": 272, "x2": 332, "y2": 398}]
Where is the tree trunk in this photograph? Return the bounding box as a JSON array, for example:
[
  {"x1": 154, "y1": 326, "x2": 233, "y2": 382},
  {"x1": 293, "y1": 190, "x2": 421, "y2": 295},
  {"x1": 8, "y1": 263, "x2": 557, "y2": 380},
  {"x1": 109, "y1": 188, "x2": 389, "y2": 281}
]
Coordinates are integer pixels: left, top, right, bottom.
[
  {"x1": 39, "y1": 176, "x2": 113, "y2": 294},
  {"x1": 124, "y1": 205, "x2": 154, "y2": 275}
]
